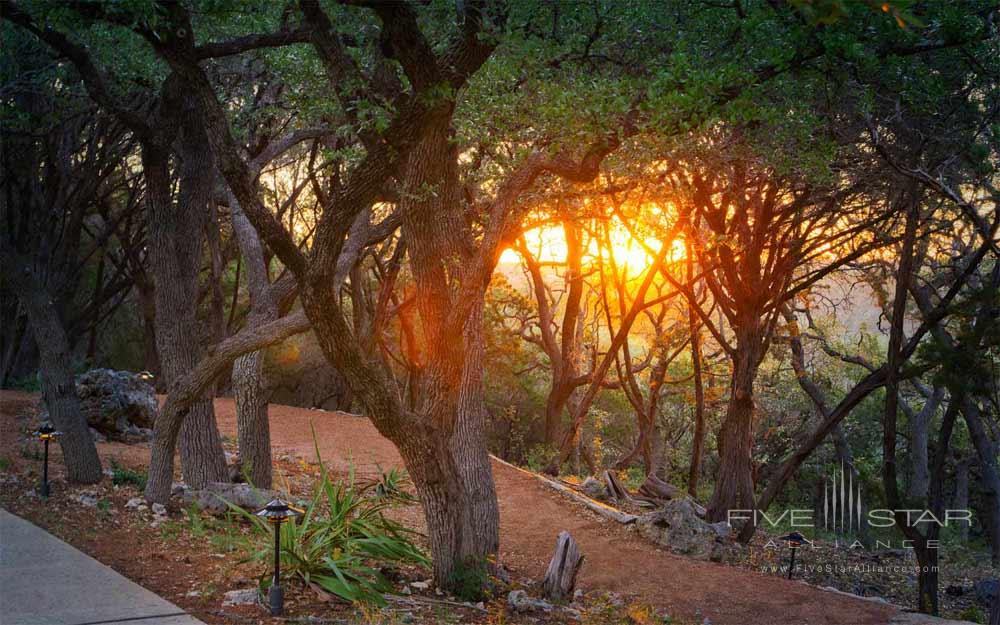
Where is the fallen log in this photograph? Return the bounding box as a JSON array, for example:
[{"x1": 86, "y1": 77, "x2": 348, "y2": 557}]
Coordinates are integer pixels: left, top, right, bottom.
[
  {"x1": 542, "y1": 531, "x2": 584, "y2": 601},
  {"x1": 490, "y1": 455, "x2": 638, "y2": 524}
]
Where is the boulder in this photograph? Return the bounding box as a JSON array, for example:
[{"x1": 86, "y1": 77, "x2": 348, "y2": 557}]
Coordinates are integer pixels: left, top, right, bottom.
[
  {"x1": 223, "y1": 588, "x2": 259, "y2": 606},
  {"x1": 636, "y1": 498, "x2": 732, "y2": 561},
  {"x1": 41, "y1": 369, "x2": 157, "y2": 440},
  {"x1": 183, "y1": 482, "x2": 278, "y2": 514},
  {"x1": 507, "y1": 590, "x2": 554, "y2": 613},
  {"x1": 580, "y1": 476, "x2": 607, "y2": 501}
]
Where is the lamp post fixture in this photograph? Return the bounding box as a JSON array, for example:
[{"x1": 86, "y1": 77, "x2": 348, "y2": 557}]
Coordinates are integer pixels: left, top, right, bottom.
[
  {"x1": 255, "y1": 498, "x2": 302, "y2": 616},
  {"x1": 32, "y1": 423, "x2": 61, "y2": 498},
  {"x1": 779, "y1": 531, "x2": 805, "y2": 580}
]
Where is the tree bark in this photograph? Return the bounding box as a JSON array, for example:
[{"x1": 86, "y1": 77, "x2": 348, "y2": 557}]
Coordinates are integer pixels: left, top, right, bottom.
[
  {"x1": 6, "y1": 260, "x2": 102, "y2": 483},
  {"x1": 953, "y1": 456, "x2": 971, "y2": 543},
  {"x1": 687, "y1": 243, "x2": 706, "y2": 497},
  {"x1": 542, "y1": 531, "x2": 584, "y2": 601},
  {"x1": 904, "y1": 386, "x2": 944, "y2": 501},
  {"x1": 144, "y1": 310, "x2": 311, "y2": 502},
  {"x1": 451, "y1": 302, "x2": 500, "y2": 557},
  {"x1": 706, "y1": 320, "x2": 764, "y2": 522},
  {"x1": 229, "y1": 195, "x2": 277, "y2": 488},
  {"x1": 958, "y1": 398, "x2": 1000, "y2": 564},
  {"x1": 142, "y1": 109, "x2": 227, "y2": 489},
  {"x1": 881, "y1": 200, "x2": 941, "y2": 615}
]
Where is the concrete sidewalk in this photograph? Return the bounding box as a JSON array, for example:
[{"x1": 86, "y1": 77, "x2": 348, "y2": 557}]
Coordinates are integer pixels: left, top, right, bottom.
[{"x1": 0, "y1": 508, "x2": 205, "y2": 625}]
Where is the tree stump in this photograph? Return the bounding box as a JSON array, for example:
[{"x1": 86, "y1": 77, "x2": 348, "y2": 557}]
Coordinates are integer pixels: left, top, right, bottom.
[
  {"x1": 602, "y1": 470, "x2": 631, "y2": 503},
  {"x1": 542, "y1": 531, "x2": 584, "y2": 601}
]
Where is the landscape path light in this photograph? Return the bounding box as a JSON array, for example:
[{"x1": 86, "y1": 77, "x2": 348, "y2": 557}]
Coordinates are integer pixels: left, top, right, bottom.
[
  {"x1": 32, "y1": 423, "x2": 61, "y2": 498},
  {"x1": 779, "y1": 531, "x2": 805, "y2": 580},
  {"x1": 255, "y1": 498, "x2": 303, "y2": 616}
]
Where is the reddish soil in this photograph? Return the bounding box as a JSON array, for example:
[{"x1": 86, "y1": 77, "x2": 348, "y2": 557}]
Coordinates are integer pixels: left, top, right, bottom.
[
  {"x1": 1, "y1": 391, "x2": 900, "y2": 625},
  {"x1": 209, "y1": 398, "x2": 898, "y2": 625}
]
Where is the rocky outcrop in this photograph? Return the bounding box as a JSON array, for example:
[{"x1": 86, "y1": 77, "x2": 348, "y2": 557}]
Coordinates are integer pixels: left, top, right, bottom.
[
  {"x1": 40, "y1": 368, "x2": 156, "y2": 441},
  {"x1": 636, "y1": 498, "x2": 732, "y2": 561}
]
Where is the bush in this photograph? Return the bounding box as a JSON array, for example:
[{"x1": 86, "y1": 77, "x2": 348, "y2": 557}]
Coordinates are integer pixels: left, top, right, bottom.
[
  {"x1": 525, "y1": 443, "x2": 557, "y2": 473},
  {"x1": 958, "y1": 606, "x2": 985, "y2": 624},
  {"x1": 110, "y1": 460, "x2": 147, "y2": 490},
  {"x1": 446, "y1": 557, "x2": 490, "y2": 602},
  {"x1": 229, "y1": 443, "x2": 427, "y2": 606}
]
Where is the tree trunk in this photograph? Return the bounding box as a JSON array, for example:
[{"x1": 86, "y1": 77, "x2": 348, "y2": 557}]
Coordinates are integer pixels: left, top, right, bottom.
[
  {"x1": 451, "y1": 303, "x2": 500, "y2": 557},
  {"x1": 542, "y1": 531, "x2": 583, "y2": 601},
  {"x1": 142, "y1": 117, "x2": 226, "y2": 489},
  {"x1": 230, "y1": 195, "x2": 276, "y2": 488},
  {"x1": 9, "y1": 262, "x2": 102, "y2": 483},
  {"x1": 232, "y1": 351, "x2": 271, "y2": 486},
  {"x1": 0, "y1": 308, "x2": 28, "y2": 388},
  {"x1": 959, "y1": 397, "x2": 1000, "y2": 564},
  {"x1": 990, "y1": 589, "x2": 1000, "y2": 625},
  {"x1": 687, "y1": 263, "x2": 706, "y2": 496},
  {"x1": 905, "y1": 387, "x2": 944, "y2": 501},
  {"x1": 914, "y1": 542, "x2": 939, "y2": 615},
  {"x1": 135, "y1": 281, "x2": 161, "y2": 381},
  {"x1": 953, "y1": 457, "x2": 971, "y2": 543},
  {"x1": 707, "y1": 322, "x2": 762, "y2": 522}
]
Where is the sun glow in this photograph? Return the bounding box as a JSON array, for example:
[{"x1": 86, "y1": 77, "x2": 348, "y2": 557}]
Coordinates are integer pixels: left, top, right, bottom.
[{"x1": 499, "y1": 218, "x2": 685, "y2": 275}]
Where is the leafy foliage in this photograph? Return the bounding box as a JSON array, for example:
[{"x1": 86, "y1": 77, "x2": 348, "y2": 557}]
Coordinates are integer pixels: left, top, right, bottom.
[
  {"x1": 230, "y1": 458, "x2": 427, "y2": 606},
  {"x1": 109, "y1": 460, "x2": 147, "y2": 491}
]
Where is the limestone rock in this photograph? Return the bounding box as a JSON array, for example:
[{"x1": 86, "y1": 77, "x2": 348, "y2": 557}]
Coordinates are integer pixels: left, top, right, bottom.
[
  {"x1": 223, "y1": 588, "x2": 259, "y2": 606},
  {"x1": 125, "y1": 497, "x2": 144, "y2": 509},
  {"x1": 183, "y1": 481, "x2": 278, "y2": 514},
  {"x1": 42, "y1": 369, "x2": 156, "y2": 440},
  {"x1": 636, "y1": 498, "x2": 732, "y2": 560},
  {"x1": 579, "y1": 476, "x2": 607, "y2": 501},
  {"x1": 507, "y1": 590, "x2": 554, "y2": 613}
]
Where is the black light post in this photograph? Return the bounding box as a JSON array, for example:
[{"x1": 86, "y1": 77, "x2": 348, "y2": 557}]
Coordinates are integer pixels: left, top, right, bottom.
[
  {"x1": 32, "y1": 423, "x2": 61, "y2": 498},
  {"x1": 255, "y1": 498, "x2": 302, "y2": 616},
  {"x1": 779, "y1": 531, "x2": 805, "y2": 580}
]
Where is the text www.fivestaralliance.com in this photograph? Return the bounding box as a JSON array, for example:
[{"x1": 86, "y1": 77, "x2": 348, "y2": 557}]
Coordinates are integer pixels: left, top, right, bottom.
[{"x1": 761, "y1": 564, "x2": 939, "y2": 574}]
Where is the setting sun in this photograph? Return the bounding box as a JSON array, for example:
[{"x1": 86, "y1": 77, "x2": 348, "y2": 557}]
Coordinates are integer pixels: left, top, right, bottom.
[{"x1": 499, "y1": 220, "x2": 685, "y2": 275}]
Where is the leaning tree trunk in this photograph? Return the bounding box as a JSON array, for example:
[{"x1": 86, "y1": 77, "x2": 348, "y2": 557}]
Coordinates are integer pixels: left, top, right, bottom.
[
  {"x1": 707, "y1": 323, "x2": 763, "y2": 523},
  {"x1": 10, "y1": 262, "x2": 102, "y2": 483},
  {"x1": 142, "y1": 120, "x2": 227, "y2": 489}
]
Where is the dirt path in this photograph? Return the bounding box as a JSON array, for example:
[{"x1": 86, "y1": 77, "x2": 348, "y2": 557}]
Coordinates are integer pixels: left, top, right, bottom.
[
  {"x1": 1, "y1": 390, "x2": 898, "y2": 625},
  {"x1": 208, "y1": 399, "x2": 899, "y2": 625}
]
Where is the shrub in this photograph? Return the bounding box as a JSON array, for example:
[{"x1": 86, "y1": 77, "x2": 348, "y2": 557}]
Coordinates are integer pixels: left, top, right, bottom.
[
  {"x1": 229, "y1": 442, "x2": 427, "y2": 606},
  {"x1": 958, "y1": 606, "x2": 985, "y2": 624},
  {"x1": 446, "y1": 557, "x2": 490, "y2": 602},
  {"x1": 110, "y1": 460, "x2": 147, "y2": 490}
]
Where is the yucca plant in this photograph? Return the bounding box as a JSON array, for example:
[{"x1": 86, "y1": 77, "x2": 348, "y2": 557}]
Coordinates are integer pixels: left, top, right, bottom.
[{"x1": 228, "y1": 434, "x2": 427, "y2": 606}]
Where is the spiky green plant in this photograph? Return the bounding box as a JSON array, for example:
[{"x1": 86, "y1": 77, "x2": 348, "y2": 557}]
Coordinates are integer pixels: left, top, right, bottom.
[{"x1": 228, "y1": 432, "x2": 427, "y2": 606}]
